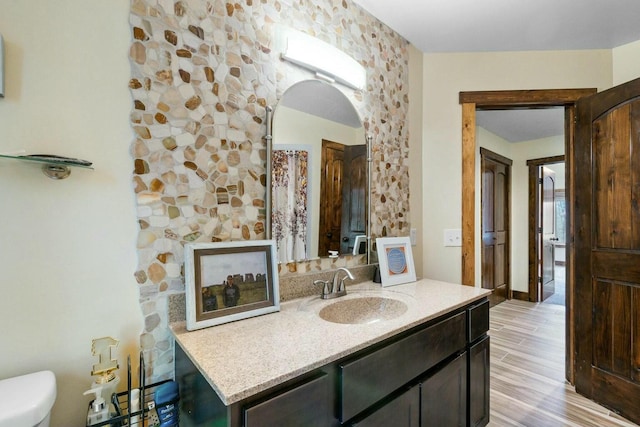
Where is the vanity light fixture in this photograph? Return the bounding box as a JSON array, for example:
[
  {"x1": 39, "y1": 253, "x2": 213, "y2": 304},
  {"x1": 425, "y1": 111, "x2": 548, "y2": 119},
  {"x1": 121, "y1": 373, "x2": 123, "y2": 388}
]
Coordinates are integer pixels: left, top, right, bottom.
[{"x1": 281, "y1": 30, "x2": 366, "y2": 91}]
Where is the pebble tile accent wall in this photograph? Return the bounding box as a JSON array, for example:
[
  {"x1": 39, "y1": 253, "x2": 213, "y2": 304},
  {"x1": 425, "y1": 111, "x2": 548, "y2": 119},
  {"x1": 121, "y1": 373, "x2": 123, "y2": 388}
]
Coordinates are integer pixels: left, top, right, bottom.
[{"x1": 129, "y1": 0, "x2": 410, "y2": 382}]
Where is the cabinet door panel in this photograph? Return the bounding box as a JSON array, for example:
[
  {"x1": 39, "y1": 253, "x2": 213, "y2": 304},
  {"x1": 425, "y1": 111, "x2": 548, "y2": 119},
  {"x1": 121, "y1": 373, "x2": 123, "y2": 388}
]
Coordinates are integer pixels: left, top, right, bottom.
[
  {"x1": 244, "y1": 373, "x2": 331, "y2": 427},
  {"x1": 340, "y1": 312, "x2": 466, "y2": 422},
  {"x1": 421, "y1": 353, "x2": 467, "y2": 427},
  {"x1": 469, "y1": 336, "x2": 490, "y2": 427},
  {"x1": 353, "y1": 386, "x2": 419, "y2": 427}
]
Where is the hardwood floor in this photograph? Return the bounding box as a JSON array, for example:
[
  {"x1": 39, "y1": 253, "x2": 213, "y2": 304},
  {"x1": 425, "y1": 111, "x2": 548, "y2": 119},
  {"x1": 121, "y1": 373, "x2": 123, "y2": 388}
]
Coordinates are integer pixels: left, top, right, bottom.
[{"x1": 488, "y1": 300, "x2": 638, "y2": 427}]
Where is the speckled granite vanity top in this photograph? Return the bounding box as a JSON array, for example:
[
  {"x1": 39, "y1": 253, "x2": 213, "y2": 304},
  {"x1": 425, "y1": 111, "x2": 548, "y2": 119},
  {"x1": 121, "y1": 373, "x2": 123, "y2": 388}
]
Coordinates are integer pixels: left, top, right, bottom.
[{"x1": 169, "y1": 279, "x2": 490, "y2": 405}]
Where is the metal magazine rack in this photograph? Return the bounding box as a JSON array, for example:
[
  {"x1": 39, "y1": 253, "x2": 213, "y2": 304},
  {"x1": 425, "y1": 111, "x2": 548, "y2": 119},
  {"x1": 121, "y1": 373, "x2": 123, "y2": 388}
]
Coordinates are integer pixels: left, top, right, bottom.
[{"x1": 89, "y1": 352, "x2": 178, "y2": 426}]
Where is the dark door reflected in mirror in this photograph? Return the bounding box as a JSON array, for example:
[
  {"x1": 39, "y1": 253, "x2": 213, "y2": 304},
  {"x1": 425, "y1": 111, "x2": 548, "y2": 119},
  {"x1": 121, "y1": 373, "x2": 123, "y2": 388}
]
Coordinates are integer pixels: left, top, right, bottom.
[{"x1": 271, "y1": 80, "x2": 367, "y2": 264}]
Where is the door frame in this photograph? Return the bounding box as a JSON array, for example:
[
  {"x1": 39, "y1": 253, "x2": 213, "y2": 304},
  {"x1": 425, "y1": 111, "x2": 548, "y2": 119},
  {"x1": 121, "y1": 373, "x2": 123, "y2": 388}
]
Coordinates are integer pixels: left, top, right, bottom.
[
  {"x1": 526, "y1": 155, "x2": 564, "y2": 302},
  {"x1": 459, "y1": 88, "x2": 597, "y2": 384}
]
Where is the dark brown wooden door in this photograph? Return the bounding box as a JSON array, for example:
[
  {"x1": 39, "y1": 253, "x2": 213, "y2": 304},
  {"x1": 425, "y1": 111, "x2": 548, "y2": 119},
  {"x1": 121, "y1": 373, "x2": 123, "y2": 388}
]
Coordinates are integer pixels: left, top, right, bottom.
[
  {"x1": 540, "y1": 166, "x2": 556, "y2": 301},
  {"x1": 319, "y1": 140, "x2": 344, "y2": 256},
  {"x1": 340, "y1": 144, "x2": 367, "y2": 254},
  {"x1": 574, "y1": 77, "x2": 640, "y2": 425},
  {"x1": 481, "y1": 148, "x2": 512, "y2": 307}
]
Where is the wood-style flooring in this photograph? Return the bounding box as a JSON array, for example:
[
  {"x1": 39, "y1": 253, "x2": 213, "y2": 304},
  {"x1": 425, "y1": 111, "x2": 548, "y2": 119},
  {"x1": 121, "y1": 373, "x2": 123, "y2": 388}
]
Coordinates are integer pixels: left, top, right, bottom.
[{"x1": 487, "y1": 300, "x2": 639, "y2": 427}]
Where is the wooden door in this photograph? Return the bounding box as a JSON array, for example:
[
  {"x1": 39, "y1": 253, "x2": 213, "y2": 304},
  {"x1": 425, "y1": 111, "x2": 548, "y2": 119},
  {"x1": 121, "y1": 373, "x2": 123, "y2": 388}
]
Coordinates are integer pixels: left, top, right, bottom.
[
  {"x1": 340, "y1": 144, "x2": 367, "y2": 254},
  {"x1": 574, "y1": 77, "x2": 640, "y2": 425},
  {"x1": 481, "y1": 148, "x2": 512, "y2": 307},
  {"x1": 540, "y1": 166, "x2": 556, "y2": 301},
  {"x1": 319, "y1": 140, "x2": 344, "y2": 256}
]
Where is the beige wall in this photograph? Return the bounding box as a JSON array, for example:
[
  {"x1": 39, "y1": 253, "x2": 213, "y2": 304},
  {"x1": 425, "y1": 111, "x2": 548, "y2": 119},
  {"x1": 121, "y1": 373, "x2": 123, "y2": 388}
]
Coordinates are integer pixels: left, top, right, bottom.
[
  {"x1": 0, "y1": 1, "x2": 142, "y2": 426},
  {"x1": 420, "y1": 49, "x2": 613, "y2": 285},
  {"x1": 408, "y1": 44, "x2": 424, "y2": 278},
  {"x1": 613, "y1": 39, "x2": 640, "y2": 85}
]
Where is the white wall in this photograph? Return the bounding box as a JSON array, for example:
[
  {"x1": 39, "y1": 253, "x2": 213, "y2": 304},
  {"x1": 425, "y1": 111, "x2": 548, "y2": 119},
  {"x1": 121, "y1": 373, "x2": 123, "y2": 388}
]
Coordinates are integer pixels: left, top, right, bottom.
[
  {"x1": 420, "y1": 49, "x2": 613, "y2": 285},
  {"x1": 613, "y1": 39, "x2": 640, "y2": 85},
  {"x1": 0, "y1": 1, "x2": 142, "y2": 426}
]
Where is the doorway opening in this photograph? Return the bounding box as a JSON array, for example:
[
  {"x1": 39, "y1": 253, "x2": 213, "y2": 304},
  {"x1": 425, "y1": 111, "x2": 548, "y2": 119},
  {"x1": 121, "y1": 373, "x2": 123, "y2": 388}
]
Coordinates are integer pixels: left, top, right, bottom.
[
  {"x1": 526, "y1": 158, "x2": 566, "y2": 305},
  {"x1": 459, "y1": 88, "x2": 597, "y2": 384}
]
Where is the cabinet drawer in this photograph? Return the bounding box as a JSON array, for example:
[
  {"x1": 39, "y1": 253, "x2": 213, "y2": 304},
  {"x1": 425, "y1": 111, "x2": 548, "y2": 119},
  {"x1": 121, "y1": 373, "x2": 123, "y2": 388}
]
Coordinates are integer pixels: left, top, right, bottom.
[
  {"x1": 468, "y1": 299, "x2": 489, "y2": 343},
  {"x1": 244, "y1": 373, "x2": 331, "y2": 427},
  {"x1": 339, "y1": 311, "x2": 466, "y2": 422}
]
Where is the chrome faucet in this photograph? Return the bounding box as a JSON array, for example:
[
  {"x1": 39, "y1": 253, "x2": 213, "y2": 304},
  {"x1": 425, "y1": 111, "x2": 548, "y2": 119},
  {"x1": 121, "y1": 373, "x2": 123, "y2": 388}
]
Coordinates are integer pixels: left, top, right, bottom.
[{"x1": 316, "y1": 267, "x2": 354, "y2": 299}]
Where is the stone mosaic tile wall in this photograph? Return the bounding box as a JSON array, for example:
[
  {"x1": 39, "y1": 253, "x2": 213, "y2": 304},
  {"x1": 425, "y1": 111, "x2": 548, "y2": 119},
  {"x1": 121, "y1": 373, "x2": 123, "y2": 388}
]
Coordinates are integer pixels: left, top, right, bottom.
[{"x1": 128, "y1": 0, "x2": 410, "y2": 381}]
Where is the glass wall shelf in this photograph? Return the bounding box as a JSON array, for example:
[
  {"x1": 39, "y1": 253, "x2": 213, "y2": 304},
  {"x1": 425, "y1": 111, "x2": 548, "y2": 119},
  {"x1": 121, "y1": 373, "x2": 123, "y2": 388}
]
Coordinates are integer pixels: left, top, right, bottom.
[{"x1": 0, "y1": 154, "x2": 93, "y2": 179}]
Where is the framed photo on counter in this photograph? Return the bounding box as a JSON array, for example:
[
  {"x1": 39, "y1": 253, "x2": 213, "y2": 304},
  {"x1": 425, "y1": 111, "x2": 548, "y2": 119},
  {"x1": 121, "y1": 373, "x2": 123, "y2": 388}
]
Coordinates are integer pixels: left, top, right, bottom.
[
  {"x1": 185, "y1": 240, "x2": 280, "y2": 331},
  {"x1": 376, "y1": 236, "x2": 417, "y2": 287}
]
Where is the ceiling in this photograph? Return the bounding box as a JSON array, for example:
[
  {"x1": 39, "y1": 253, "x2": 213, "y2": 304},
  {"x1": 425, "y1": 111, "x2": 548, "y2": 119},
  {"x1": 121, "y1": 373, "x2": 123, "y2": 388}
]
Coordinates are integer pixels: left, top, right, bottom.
[
  {"x1": 476, "y1": 108, "x2": 565, "y2": 143},
  {"x1": 349, "y1": 0, "x2": 640, "y2": 141},
  {"x1": 351, "y1": 0, "x2": 640, "y2": 53}
]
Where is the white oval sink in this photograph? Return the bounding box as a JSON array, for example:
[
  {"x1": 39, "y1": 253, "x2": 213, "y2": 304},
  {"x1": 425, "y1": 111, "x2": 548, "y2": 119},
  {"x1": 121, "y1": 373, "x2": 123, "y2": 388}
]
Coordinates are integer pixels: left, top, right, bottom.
[{"x1": 319, "y1": 296, "x2": 408, "y2": 324}]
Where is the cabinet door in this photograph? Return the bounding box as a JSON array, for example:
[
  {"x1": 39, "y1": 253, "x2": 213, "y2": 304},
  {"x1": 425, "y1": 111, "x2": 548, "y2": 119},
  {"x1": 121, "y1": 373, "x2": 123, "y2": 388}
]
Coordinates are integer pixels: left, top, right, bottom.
[
  {"x1": 352, "y1": 386, "x2": 419, "y2": 427},
  {"x1": 469, "y1": 336, "x2": 490, "y2": 427},
  {"x1": 244, "y1": 373, "x2": 332, "y2": 427},
  {"x1": 421, "y1": 353, "x2": 467, "y2": 427}
]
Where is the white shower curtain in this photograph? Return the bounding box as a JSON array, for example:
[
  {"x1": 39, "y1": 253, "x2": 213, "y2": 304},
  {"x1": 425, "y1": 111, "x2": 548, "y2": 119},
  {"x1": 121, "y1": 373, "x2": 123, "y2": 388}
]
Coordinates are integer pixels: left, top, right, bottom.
[{"x1": 272, "y1": 150, "x2": 309, "y2": 263}]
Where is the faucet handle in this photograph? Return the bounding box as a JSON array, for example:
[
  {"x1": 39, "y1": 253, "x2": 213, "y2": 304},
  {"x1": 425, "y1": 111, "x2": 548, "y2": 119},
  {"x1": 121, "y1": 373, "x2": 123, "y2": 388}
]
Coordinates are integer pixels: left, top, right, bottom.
[
  {"x1": 336, "y1": 277, "x2": 345, "y2": 293},
  {"x1": 314, "y1": 280, "x2": 330, "y2": 296}
]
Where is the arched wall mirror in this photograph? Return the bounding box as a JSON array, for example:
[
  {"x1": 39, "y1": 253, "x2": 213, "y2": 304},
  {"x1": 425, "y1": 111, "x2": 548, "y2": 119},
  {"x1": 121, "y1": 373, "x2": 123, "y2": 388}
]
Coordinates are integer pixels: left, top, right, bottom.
[{"x1": 268, "y1": 79, "x2": 369, "y2": 264}]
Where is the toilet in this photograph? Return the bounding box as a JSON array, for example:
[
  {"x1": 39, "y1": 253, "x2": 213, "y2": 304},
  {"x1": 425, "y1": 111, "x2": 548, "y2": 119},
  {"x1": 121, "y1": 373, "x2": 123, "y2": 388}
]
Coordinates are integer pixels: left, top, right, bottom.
[{"x1": 0, "y1": 371, "x2": 57, "y2": 427}]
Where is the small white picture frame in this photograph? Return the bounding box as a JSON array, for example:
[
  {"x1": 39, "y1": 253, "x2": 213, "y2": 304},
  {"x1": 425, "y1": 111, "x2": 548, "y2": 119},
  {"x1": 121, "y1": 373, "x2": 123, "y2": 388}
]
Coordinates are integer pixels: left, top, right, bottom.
[{"x1": 376, "y1": 236, "x2": 417, "y2": 287}]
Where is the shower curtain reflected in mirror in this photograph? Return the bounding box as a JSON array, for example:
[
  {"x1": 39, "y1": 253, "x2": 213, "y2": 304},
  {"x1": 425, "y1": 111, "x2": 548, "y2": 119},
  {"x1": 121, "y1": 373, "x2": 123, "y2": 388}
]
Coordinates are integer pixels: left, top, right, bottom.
[{"x1": 272, "y1": 150, "x2": 309, "y2": 263}]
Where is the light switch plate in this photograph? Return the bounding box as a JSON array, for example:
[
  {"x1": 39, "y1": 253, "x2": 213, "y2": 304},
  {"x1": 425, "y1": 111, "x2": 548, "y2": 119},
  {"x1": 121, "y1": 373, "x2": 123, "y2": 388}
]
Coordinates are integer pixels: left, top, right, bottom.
[
  {"x1": 410, "y1": 228, "x2": 417, "y2": 246},
  {"x1": 444, "y1": 229, "x2": 462, "y2": 247}
]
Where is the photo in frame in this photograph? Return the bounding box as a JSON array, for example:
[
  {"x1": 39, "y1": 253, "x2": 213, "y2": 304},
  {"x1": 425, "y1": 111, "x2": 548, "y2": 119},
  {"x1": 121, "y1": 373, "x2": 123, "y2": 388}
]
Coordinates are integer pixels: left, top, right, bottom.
[
  {"x1": 185, "y1": 240, "x2": 280, "y2": 331},
  {"x1": 375, "y1": 236, "x2": 417, "y2": 287}
]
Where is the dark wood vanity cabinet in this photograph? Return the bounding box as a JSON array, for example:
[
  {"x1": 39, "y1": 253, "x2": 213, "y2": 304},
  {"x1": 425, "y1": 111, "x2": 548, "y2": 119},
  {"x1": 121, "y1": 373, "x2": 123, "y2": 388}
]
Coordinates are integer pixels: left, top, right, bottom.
[{"x1": 175, "y1": 297, "x2": 489, "y2": 427}]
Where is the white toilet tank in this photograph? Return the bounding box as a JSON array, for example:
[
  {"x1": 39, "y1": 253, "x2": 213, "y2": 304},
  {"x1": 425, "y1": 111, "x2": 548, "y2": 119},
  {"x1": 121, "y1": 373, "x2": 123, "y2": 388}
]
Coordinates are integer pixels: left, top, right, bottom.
[{"x1": 0, "y1": 370, "x2": 57, "y2": 427}]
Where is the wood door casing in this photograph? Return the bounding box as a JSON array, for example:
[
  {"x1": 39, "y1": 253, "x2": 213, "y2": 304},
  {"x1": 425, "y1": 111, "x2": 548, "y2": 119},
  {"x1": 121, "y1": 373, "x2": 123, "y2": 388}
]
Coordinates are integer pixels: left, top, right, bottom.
[
  {"x1": 480, "y1": 148, "x2": 511, "y2": 307},
  {"x1": 574, "y1": 77, "x2": 640, "y2": 424},
  {"x1": 319, "y1": 140, "x2": 344, "y2": 257}
]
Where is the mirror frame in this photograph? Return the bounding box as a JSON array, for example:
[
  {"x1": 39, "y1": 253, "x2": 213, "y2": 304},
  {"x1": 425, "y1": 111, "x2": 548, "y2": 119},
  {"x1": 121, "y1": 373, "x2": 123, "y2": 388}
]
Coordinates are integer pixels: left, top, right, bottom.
[{"x1": 265, "y1": 81, "x2": 371, "y2": 265}]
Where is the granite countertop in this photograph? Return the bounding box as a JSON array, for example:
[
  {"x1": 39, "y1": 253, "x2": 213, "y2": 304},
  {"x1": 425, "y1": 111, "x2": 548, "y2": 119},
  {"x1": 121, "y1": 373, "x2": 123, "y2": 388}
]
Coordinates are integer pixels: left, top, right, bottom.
[{"x1": 170, "y1": 278, "x2": 491, "y2": 406}]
